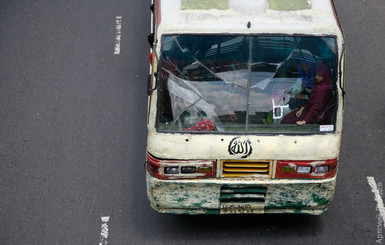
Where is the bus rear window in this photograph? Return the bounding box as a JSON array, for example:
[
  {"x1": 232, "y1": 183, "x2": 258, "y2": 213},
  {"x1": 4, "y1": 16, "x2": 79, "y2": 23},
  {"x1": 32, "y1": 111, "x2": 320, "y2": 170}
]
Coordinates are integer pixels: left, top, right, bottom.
[{"x1": 157, "y1": 35, "x2": 337, "y2": 134}]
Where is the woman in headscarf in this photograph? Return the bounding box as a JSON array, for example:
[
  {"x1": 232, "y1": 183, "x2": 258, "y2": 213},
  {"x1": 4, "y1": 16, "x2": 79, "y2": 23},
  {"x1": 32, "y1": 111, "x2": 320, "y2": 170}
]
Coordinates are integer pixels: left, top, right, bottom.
[
  {"x1": 287, "y1": 60, "x2": 316, "y2": 110},
  {"x1": 281, "y1": 63, "x2": 333, "y2": 125}
]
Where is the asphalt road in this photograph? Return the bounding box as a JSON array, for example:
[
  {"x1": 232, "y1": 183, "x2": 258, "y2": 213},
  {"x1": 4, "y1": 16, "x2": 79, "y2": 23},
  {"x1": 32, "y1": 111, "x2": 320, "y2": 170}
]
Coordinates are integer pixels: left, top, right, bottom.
[{"x1": 0, "y1": 0, "x2": 384, "y2": 244}]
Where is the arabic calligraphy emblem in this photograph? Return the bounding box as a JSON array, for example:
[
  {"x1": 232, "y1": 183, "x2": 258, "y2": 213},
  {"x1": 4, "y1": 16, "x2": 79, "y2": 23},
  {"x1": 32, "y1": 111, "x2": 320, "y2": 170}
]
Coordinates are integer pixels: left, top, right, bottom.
[{"x1": 228, "y1": 137, "x2": 252, "y2": 159}]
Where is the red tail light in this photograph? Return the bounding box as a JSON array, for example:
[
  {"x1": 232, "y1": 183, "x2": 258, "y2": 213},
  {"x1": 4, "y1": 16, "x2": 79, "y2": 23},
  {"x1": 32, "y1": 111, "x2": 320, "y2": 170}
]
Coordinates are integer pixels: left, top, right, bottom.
[
  {"x1": 146, "y1": 153, "x2": 216, "y2": 180},
  {"x1": 276, "y1": 159, "x2": 338, "y2": 179}
]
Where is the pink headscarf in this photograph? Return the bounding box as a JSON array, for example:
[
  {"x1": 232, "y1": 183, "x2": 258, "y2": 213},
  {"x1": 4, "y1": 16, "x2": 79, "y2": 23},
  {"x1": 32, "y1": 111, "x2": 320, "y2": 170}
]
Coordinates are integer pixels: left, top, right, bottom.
[{"x1": 309, "y1": 63, "x2": 333, "y2": 104}]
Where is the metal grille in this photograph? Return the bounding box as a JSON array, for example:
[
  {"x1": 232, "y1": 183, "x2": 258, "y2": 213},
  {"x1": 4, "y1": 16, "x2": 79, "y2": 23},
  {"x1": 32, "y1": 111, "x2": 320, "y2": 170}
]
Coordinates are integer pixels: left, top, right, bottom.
[
  {"x1": 220, "y1": 186, "x2": 267, "y2": 204},
  {"x1": 221, "y1": 160, "x2": 271, "y2": 177}
]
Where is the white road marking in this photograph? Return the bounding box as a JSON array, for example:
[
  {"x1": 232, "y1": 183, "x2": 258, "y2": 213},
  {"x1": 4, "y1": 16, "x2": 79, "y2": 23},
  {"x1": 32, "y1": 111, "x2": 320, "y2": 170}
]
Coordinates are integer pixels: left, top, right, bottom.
[
  {"x1": 367, "y1": 177, "x2": 385, "y2": 228},
  {"x1": 99, "y1": 216, "x2": 110, "y2": 245},
  {"x1": 114, "y1": 16, "x2": 122, "y2": 55}
]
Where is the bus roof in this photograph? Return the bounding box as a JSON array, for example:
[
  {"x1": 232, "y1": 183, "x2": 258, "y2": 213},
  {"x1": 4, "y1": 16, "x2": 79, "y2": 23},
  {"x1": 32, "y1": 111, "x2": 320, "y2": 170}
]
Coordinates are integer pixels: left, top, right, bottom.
[{"x1": 157, "y1": 0, "x2": 342, "y2": 36}]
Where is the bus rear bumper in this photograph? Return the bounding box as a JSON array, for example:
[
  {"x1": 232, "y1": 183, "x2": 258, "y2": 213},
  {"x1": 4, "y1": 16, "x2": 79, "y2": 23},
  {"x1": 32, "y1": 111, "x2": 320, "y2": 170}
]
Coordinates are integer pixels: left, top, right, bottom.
[{"x1": 146, "y1": 171, "x2": 337, "y2": 215}]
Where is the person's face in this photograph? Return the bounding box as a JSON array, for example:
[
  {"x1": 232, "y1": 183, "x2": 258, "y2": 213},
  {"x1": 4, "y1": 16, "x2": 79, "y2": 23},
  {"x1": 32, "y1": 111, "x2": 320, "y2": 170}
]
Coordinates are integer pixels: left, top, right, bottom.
[
  {"x1": 300, "y1": 62, "x2": 311, "y2": 74},
  {"x1": 315, "y1": 73, "x2": 324, "y2": 83}
]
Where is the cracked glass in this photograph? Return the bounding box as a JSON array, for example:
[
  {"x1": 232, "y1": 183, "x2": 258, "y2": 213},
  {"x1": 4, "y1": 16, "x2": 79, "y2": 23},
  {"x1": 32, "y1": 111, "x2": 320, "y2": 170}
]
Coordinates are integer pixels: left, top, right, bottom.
[{"x1": 157, "y1": 35, "x2": 337, "y2": 133}]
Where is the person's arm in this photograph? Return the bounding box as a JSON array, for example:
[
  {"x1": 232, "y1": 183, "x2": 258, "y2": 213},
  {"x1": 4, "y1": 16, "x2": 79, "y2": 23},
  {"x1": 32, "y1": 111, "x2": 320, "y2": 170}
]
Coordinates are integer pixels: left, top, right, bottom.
[
  {"x1": 302, "y1": 90, "x2": 330, "y2": 123},
  {"x1": 296, "y1": 106, "x2": 305, "y2": 117},
  {"x1": 295, "y1": 106, "x2": 306, "y2": 125}
]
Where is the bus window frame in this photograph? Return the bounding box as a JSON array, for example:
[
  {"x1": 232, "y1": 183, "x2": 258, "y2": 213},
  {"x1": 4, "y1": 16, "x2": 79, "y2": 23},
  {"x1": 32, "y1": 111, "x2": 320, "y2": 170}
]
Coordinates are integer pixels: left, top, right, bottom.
[{"x1": 154, "y1": 33, "x2": 340, "y2": 136}]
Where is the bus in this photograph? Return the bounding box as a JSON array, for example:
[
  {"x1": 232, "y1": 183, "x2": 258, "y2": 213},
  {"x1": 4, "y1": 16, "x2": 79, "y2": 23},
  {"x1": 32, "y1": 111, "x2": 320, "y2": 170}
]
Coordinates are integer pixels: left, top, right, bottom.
[{"x1": 146, "y1": 0, "x2": 345, "y2": 215}]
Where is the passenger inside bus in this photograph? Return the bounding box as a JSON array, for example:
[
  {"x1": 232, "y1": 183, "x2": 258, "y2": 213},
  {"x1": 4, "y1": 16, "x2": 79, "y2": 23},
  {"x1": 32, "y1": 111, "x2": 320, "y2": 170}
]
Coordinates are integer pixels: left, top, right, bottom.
[
  {"x1": 281, "y1": 63, "x2": 333, "y2": 125},
  {"x1": 287, "y1": 59, "x2": 316, "y2": 110}
]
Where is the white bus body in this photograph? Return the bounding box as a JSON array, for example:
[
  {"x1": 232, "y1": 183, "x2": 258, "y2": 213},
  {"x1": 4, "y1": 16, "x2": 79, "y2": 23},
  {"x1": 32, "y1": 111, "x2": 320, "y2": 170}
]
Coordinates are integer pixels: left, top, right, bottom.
[{"x1": 146, "y1": 0, "x2": 345, "y2": 215}]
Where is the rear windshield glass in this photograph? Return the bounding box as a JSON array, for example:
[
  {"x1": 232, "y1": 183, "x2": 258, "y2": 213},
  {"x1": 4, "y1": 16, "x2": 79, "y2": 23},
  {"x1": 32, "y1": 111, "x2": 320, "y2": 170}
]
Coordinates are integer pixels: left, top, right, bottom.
[{"x1": 157, "y1": 35, "x2": 337, "y2": 134}]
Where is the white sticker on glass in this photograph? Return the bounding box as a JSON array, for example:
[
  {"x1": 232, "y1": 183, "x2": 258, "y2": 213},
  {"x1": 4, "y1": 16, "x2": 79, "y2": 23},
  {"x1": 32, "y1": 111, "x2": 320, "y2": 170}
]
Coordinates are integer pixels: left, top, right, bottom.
[{"x1": 320, "y1": 125, "x2": 334, "y2": 132}]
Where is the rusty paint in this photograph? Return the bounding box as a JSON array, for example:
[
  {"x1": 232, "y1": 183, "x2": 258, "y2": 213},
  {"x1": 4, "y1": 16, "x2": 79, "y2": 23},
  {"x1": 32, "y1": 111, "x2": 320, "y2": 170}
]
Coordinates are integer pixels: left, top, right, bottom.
[{"x1": 147, "y1": 172, "x2": 336, "y2": 215}]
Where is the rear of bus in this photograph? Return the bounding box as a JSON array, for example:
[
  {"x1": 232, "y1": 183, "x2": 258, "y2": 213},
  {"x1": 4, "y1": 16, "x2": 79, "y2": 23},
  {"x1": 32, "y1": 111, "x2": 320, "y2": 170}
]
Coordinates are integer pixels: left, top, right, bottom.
[{"x1": 146, "y1": 0, "x2": 345, "y2": 215}]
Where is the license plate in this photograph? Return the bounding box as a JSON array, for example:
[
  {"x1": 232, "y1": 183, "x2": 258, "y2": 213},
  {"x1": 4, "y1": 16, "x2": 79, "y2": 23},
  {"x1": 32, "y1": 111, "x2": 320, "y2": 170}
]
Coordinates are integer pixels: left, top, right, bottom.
[{"x1": 220, "y1": 203, "x2": 260, "y2": 214}]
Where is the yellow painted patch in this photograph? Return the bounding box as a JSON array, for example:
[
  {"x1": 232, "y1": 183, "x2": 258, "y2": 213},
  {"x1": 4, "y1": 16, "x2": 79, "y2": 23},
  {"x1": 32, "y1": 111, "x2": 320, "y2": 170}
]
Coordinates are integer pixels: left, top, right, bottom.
[
  {"x1": 182, "y1": 0, "x2": 229, "y2": 10},
  {"x1": 268, "y1": 0, "x2": 311, "y2": 11}
]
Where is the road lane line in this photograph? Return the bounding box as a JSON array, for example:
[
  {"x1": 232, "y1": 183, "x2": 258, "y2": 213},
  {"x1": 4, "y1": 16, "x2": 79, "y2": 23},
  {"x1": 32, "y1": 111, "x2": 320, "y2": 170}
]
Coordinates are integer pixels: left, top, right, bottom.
[
  {"x1": 367, "y1": 177, "x2": 385, "y2": 229},
  {"x1": 99, "y1": 216, "x2": 110, "y2": 245},
  {"x1": 114, "y1": 16, "x2": 122, "y2": 54}
]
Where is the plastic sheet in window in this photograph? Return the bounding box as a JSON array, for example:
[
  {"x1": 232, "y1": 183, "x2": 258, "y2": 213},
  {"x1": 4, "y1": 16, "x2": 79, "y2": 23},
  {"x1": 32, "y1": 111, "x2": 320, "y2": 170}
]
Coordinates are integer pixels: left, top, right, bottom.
[{"x1": 167, "y1": 73, "x2": 224, "y2": 131}]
